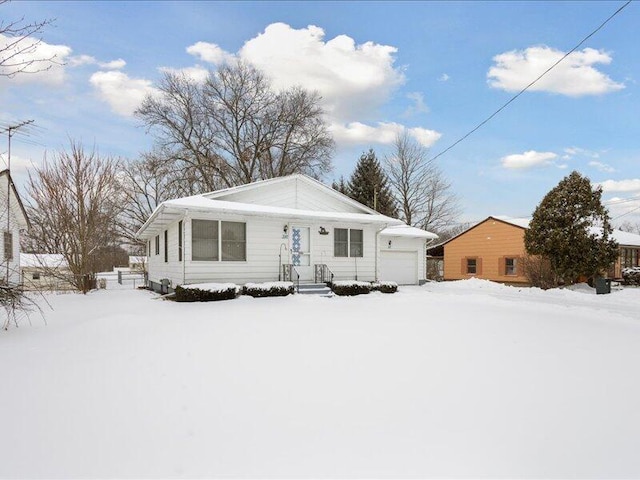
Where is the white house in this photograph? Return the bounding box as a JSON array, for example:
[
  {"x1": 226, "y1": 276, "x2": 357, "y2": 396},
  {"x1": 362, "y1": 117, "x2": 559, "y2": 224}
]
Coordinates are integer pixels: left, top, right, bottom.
[
  {"x1": 20, "y1": 253, "x2": 74, "y2": 291},
  {"x1": 0, "y1": 170, "x2": 30, "y2": 286},
  {"x1": 136, "y1": 174, "x2": 437, "y2": 292}
]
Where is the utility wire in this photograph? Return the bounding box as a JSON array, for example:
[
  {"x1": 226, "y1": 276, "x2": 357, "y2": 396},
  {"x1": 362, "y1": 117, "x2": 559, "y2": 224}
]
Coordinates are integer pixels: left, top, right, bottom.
[{"x1": 425, "y1": 0, "x2": 633, "y2": 165}]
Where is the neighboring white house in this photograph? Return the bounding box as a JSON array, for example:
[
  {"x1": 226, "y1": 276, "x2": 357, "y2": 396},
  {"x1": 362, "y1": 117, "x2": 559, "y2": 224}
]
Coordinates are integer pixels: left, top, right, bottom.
[
  {"x1": 136, "y1": 174, "x2": 437, "y2": 292},
  {"x1": 20, "y1": 253, "x2": 74, "y2": 291},
  {"x1": 0, "y1": 170, "x2": 30, "y2": 285}
]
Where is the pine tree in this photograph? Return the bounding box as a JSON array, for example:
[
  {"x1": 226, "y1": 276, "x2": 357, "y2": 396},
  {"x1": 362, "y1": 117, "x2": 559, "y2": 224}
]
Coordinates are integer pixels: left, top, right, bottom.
[
  {"x1": 524, "y1": 171, "x2": 618, "y2": 285},
  {"x1": 346, "y1": 149, "x2": 397, "y2": 217},
  {"x1": 331, "y1": 176, "x2": 349, "y2": 195}
]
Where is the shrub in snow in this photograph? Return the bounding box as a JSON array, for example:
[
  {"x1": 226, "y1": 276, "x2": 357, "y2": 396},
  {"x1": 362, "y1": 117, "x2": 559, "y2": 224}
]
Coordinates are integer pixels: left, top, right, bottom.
[
  {"x1": 243, "y1": 282, "x2": 295, "y2": 298},
  {"x1": 622, "y1": 267, "x2": 640, "y2": 286},
  {"x1": 331, "y1": 280, "x2": 372, "y2": 296},
  {"x1": 372, "y1": 281, "x2": 398, "y2": 294},
  {"x1": 175, "y1": 283, "x2": 238, "y2": 302}
]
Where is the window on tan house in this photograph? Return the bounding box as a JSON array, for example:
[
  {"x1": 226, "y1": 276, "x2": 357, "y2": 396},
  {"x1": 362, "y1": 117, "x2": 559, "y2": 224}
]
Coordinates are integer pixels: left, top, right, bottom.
[
  {"x1": 465, "y1": 257, "x2": 480, "y2": 275},
  {"x1": 505, "y1": 257, "x2": 517, "y2": 275}
]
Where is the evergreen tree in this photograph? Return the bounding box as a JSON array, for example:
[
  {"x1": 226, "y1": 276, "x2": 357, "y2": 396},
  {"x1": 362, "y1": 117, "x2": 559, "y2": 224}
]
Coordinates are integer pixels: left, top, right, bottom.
[
  {"x1": 331, "y1": 176, "x2": 349, "y2": 195},
  {"x1": 347, "y1": 149, "x2": 397, "y2": 217},
  {"x1": 524, "y1": 171, "x2": 618, "y2": 285}
]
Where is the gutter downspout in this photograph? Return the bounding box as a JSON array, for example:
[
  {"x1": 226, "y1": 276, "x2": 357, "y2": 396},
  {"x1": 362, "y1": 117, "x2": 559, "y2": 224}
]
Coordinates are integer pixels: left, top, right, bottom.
[
  {"x1": 374, "y1": 223, "x2": 390, "y2": 283},
  {"x1": 182, "y1": 210, "x2": 188, "y2": 286}
]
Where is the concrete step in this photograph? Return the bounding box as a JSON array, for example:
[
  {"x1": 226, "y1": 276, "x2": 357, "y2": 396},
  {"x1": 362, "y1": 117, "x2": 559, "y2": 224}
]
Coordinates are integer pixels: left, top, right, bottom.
[{"x1": 296, "y1": 283, "x2": 333, "y2": 295}]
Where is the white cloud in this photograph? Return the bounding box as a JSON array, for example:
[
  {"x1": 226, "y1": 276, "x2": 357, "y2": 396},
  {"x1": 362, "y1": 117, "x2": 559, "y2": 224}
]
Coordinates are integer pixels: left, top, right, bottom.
[
  {"x1": 330, "y1": 122, "x2": 440, "y2": 148},
  {"x1": 403, "y1": 92, "x2": 429, "y2": 117},
  {"x1": 89, "y1": 71, "x2": 157, "y2": 116},
  {"x1": 238, "y1": 23, "x2": 405, "y2": 120},
  {"x1": 501, "y1": 150, "x2": 558, "y2": 169},
  {"x1": 438, "y1": 73, "x2": 450, "y2": 82},
  {"x1": 589, "y1": 161, "x2": 615, "y2": 173},
  {"x1": 186, "y1": 42, "x2": 234, "y2": 66},
  {"x1": 159, "y1": 65, "x2": 210, "y2": 83},
  {"x1": 488, "y1": 46, "x2": 624, "y2": 96},
  {"x1": 597, "y1": 179, "x2": 640, "y2": 193},
  {"x1": 69, "y1": 55, "x2": 126, "y2": 70},
  {"x1": 0, "y1": 34, "x2": 71, "y2": 85}
]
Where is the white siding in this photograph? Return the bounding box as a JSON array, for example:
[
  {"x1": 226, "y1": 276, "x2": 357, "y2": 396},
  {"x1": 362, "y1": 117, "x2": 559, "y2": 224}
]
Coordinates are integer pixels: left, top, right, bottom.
[
  {"x1": 147, "y1": 212, "x2": 385, "y2": 288},
  {"x1": 0, "y1": 185, "x2": 24, "y2": 285}
]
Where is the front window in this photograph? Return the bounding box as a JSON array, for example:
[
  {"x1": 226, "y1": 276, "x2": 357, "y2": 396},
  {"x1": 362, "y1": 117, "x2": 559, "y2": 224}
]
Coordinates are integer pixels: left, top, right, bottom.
[
  {"x1": 334, "y1": 228, "x2": 348, "y2": 257},
  {"x1": 3, "y1": 232, "x2": 12, "y2": 261},
  {"x1": 505, "y1": 257, "x2": 516, "y2": 275},
  {"x1": 192, "y1": 219, "x2": 218, "y2": 261},
  {"x1": 350, "y1": 229, "x2": 363, "y2": 257},
  {"x1": 466, "y1": 258, "x2": 477, "y2": 274},
  {"x1": 221, "y1": 221, "x2": 246, "y2": 261}
]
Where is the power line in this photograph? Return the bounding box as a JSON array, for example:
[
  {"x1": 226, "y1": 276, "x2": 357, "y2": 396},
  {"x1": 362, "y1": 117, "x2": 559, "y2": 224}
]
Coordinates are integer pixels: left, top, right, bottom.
[{"x1": 424, "y1": 0, "x2": 633, "y2": 165}]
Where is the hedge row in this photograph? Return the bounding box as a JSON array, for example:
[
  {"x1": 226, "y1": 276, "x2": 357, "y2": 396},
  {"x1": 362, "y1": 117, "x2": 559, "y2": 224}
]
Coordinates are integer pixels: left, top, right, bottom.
[
  {"x1": 622, "y1": 267, "x2": 640, "y2": 286},
  {"x1": 330, "y1": 280, "x2": 398, "y2": 296}
]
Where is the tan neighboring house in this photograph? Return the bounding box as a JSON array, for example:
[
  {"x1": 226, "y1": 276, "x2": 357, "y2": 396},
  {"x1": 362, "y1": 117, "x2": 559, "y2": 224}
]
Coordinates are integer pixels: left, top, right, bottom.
[
  {"x1": 443, "y1": 216, "x2": 528, "y2": 284},
  {"x1": 20, "y1": 253, "x2": 74, "y2": 291},
  {"x1": 443, "y1": 216, "x2": 640, "y2": 284}
]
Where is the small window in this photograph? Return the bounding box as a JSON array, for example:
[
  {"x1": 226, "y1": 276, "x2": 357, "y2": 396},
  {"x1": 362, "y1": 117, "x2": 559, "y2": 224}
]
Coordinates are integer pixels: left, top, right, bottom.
[
  {"x1": 350, "y1": 229, "x2": 363, "y2": 257},
  {"x1": 334, "y1": 228, "x2": 348, "y2": 257},
  {"x1": 4, "y1": 231, "x2": 12, "y2": 261},
  {"x1": 155, "y1": 235, "x2": 160, "y2": 256},
  {"x1": 466, "y1": 258, "x2": 477, "y2": 274},
  {"x1": 178, "y1": 221, "x2": 183, "y2": 262},
  {"x1": 192, "y1": 219, "x2": 218, "y2": 261},
  {"x1": 164, "y1": 230, "x2": 168, "y2": 263},
  {"x1": 505, "y1": 257, "x2": 516, "y2": 276},
  {"x1": 32, "y1": 272, "x2": 40, "y2": 280},
  {"x1": 221, "y1": 221, "x2": 246, "y2": 261}
]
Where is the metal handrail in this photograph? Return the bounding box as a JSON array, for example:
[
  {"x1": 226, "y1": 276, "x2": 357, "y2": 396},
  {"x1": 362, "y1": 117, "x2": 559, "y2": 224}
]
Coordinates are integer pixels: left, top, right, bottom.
[
  {"x1": 314, "y1": 264, "x2": 335, "y2": 285},
  {"x1": 291, "y1": 266, "x2": 300, "y2": 293}
]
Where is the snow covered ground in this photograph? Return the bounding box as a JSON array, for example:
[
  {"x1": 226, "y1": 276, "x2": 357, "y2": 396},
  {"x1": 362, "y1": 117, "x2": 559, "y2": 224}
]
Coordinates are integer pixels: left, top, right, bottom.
[{"x1": 2, "y1": 279, "x2": 640, "y2": 478}]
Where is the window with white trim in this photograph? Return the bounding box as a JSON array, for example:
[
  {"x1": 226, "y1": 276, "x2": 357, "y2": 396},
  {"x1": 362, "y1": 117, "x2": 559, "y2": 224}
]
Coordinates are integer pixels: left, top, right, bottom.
[{"x1": 334, "y1": 228, "x2": 363, "y2": 257}]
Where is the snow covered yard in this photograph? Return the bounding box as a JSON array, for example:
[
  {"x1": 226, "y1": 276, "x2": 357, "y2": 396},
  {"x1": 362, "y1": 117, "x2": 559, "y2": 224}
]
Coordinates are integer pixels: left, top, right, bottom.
[{"x1": 2, "y1": 280, "x2": 640, "y2": 479}]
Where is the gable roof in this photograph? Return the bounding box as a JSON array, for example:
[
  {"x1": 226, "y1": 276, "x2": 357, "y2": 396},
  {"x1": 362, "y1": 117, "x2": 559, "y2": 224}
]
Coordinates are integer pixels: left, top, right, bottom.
[
  {"x1": 441, "y1": 216, "x2": 527, "y2": 246},
  {"x1": 0, "y1": 170, "x2": 30, "y2": 229},
  {"x1": 136, "y1": 174, "x2": 403, "y2": 239},
  {"x1": 379, "y1": 224, "x2": 438, "y2": 240},
  {"x1": 203, "y1": 174, "x2": 379, "y2": 215}
]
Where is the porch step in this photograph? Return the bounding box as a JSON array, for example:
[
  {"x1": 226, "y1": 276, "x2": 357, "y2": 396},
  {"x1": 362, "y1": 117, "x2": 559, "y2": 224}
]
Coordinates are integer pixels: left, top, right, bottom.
[{"x1": 296, "y1": 283, "x2": 333, "y2": 295}]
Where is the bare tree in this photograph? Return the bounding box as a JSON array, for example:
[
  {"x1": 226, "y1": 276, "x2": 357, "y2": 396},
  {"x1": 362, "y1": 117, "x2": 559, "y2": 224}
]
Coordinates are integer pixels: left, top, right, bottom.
[
  {"x1": 117, "y1": 150, "x2": 202, "y2": 248},
  {"x1": 136, "y1": 61, "x2": 334, "y2": 191},
  {"x1": 0, "y1": 1, "x2": 58, "y2": 77},
  {"x1": 385, "y1": 132, "x2": 460, "y2": 232},
  {"x1": 24, "y1": 141, "x2": 122, "y2": 293},
  {"x1": 619, "y1": 220, "x2": 640, "y2": 235}
]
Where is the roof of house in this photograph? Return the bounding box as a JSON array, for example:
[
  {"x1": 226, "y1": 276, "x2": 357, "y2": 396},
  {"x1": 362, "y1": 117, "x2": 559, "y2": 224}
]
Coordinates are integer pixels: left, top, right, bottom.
[
  {"x1": 379, "y1": 224, "x2": 438, "y2": 240},
  {"x1": 137, "y1": 174, "x2": 409, "y2": 239},
  {"x1": 20, "y1": 253, "x2": 68, "y2": 269}
]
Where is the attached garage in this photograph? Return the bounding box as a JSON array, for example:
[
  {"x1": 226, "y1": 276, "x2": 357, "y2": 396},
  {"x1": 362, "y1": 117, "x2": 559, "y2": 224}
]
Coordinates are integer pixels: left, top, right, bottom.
[
  {"x1": 379, "y1": 250, "x2": 418, "y2": 285},
  {"x1": 378, "y1": 225, "x2": 438, "y2": 285}
]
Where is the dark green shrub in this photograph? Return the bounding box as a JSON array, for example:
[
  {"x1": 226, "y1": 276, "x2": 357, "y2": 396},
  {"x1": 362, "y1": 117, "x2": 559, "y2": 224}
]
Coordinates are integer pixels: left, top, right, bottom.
[
  {"x1": 375, "y1": 281, "x2": 398, "y2": 294},
  {"x1": 331, "y1": 281, "x2": 372, "y2": 296},
  {"x1": 243, "y1": 282, "x2": 294, "y2": 297},
  {"x1": 622, "y1": 267, "x2": 640, "y2": 286},
  {"x1": 175, "y1": 284, "x2": 238, "y2": 302}
]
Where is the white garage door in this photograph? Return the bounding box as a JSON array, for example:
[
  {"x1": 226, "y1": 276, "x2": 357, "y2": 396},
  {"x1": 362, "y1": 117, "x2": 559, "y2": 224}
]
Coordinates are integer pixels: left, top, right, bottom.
[{"x1": 379, "y1": 250, "x2": 418, "y2": 285}]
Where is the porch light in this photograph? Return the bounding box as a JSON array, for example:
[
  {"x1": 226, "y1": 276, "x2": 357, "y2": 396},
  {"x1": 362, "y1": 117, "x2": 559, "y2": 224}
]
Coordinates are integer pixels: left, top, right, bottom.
[
  {"x1": 388, "y1": 240, "x2": 392, "y2": 248},
  {"x1": 283, "y1": 225, "x2": 288, "y2": 234}
]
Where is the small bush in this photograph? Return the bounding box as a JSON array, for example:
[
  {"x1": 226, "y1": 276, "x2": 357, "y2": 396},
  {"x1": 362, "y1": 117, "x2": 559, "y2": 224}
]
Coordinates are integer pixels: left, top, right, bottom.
[
  {"x1": 373, "y1": 281, "x2": 398, "y2": 294},
  {"x1": 331, "y1": 281, "x2": 372, "y2": 296},
  {"x1": 523, "y1": 255, "x2": 558, "y2": 290},
  {"x1": 243, "y1": 282, "x2": 294, "y2": 297},
  {"x1": 175, "y1": 283, "x2": 238, "y2": 302},
  {"x1": 622, "y1": 267, "x2": 640, "y2": 286}
]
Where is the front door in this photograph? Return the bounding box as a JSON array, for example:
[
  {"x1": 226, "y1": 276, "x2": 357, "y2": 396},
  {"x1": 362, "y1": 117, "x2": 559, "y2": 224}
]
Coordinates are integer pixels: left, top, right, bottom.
[{"x1": 290, "y1": 226, "x2": 313, "y2": 281}]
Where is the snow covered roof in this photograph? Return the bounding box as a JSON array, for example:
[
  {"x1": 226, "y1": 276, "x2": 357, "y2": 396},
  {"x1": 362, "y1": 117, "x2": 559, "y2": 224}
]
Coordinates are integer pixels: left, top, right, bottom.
[
  {"x1": 20, "y1": 253, "x2": 68, "y2": 269},
  {"x1": 492, "y1": 216, "x2": 530, "y2": 229},
  {"x1": 379, "y1": 224, "x2": 438, "y2": 240},
  {"x1": 137, "y1": 189, "x2": 403, "y2": 239}
]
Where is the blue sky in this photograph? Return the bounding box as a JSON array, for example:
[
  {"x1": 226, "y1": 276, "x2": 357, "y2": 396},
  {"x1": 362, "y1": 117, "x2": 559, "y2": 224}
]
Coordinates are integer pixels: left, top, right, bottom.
[{"x1": 1, "y1": 1, "x2": 639, "y2": 225}]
